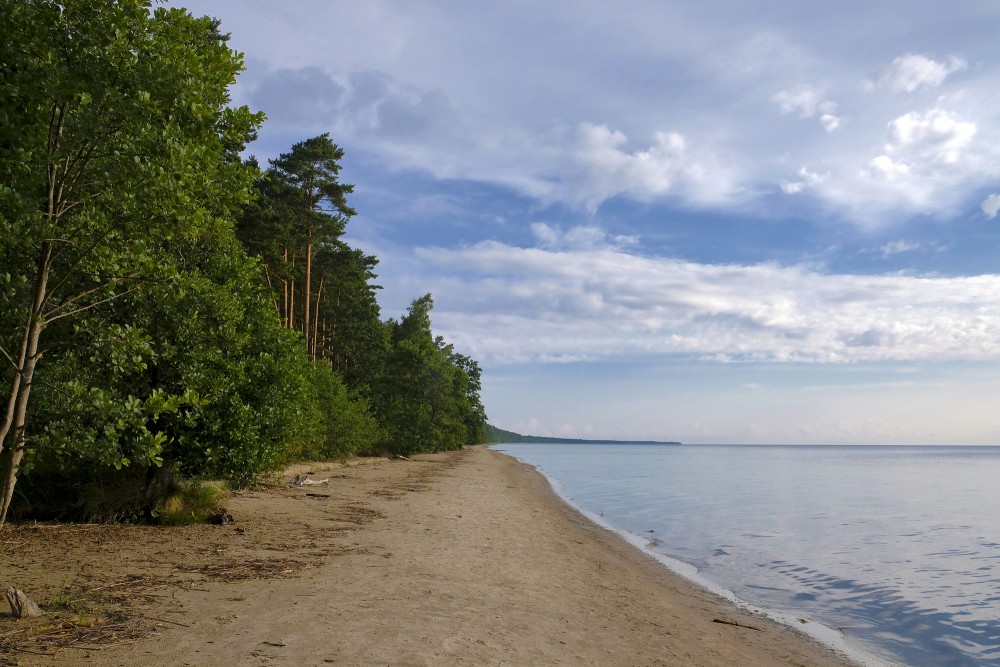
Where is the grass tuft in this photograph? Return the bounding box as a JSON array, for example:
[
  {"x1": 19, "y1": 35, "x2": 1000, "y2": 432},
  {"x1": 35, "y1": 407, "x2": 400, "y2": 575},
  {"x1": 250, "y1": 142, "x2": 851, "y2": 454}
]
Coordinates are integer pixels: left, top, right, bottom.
[{"x1": 154, "y1": 480, "x2": 229, "y2": 526}]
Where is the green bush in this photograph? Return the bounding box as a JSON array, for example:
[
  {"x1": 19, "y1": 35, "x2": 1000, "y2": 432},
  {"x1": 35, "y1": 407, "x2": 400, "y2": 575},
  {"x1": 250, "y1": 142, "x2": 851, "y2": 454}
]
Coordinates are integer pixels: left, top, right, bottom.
[{"x1": 294, "y1": 363, "x2": 380, "y2": 461}]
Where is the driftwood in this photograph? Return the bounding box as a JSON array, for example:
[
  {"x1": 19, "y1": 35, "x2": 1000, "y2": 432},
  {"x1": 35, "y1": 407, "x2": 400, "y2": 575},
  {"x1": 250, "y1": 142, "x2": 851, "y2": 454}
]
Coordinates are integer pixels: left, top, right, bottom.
[
  {"x1": 292, "y1": 474, "x2": 329, "y2": 486},
  {"x1": 712, "y1": 617, "x2": 762, "y2": 631},
  {"x1": 6, "y1": 587, "x2": 44, "y2": 618}
]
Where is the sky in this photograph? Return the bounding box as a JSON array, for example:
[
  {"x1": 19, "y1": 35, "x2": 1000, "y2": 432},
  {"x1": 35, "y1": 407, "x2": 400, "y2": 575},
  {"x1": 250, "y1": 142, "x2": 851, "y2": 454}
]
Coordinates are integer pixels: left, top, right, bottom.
[{"x1": 176, "y1": 0, "x2": 1000, "y2": 444}]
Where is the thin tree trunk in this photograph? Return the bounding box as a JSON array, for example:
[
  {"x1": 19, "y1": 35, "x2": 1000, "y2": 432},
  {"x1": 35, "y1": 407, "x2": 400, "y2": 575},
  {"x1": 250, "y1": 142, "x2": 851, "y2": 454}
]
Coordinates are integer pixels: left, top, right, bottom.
[
  {"x1": 304, "y1": 230, "x2": 312, "y2": 350},
  {"x1": 0, "y1": 317, "x2": 31, "y2": 454},
  {"x1": 289, "y1": 256, "x2": 296, "y2": 332},
  {"x1": 0, "y1": 242, "x2": 53, "y2": 527},
  {"x1": 311, "y1": 276, "x2": 324, "y2": 361},
  {"x1": 0, "y1": 101, "x2": 65, "y2": 527},
  {"x1": 332, "y1": 289, "x2": 339, "y2": 370},
  {"x1": 320, "y1": 318, "x2": 327, "y2": 363},
  {"x1": 282, "y1": 247, "x2": 289, "y2": 328},
  {"x1": 262, "y1": 264, "x2": 280, "y2": 317}
]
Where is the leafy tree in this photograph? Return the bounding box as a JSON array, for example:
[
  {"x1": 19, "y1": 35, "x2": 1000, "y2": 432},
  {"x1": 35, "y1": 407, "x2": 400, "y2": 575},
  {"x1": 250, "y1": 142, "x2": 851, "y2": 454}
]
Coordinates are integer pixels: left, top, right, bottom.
[
  {"x1": 448, "y1": 349, "x2": 488, "y2": 445},
  {"x1": 18, "y1": 230, "x2": 315, "y2": 519},
  {"x1": 293, "y1": 362, "x2": 380, "y2": 461},
  {"x1": 376, "y1": 295, "x2": 487, "y2": 455},
  {"x1": 0, "y1": 0, "x2": 263, "y2": 525}
]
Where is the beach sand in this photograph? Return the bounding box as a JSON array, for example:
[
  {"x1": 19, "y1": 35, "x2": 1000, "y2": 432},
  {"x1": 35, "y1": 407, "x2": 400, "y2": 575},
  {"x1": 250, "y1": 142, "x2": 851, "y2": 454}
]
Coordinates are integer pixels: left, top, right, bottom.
[{"x1": 1, "y1": 446, "x2": 857, "y2": 666}]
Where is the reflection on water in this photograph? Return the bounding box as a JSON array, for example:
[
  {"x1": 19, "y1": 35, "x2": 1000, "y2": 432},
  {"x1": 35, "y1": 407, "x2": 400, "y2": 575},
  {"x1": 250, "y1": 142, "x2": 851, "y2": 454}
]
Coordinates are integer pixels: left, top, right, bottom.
[{"x1": 495, "y1": 444, "x2": 1000, "y2": 667}]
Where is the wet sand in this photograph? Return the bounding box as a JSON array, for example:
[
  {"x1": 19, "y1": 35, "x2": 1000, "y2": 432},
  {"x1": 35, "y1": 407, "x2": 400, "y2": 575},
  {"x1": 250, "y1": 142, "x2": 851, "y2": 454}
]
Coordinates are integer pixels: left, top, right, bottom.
[{"x1": 2, "y1": 446, "x2": 858, "y2": 665}]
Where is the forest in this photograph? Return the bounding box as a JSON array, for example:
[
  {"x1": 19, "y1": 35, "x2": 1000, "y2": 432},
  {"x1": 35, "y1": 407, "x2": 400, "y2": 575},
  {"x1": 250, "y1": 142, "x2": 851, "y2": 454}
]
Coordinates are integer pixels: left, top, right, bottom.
[{"x1": 0, "y1": 0, "x2": 487, "y2": 527}]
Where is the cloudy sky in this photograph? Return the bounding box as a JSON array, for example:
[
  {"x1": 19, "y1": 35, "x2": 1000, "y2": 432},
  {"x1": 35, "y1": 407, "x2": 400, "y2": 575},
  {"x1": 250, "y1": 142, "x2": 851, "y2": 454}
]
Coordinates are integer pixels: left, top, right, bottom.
[{"x1": 178, "y1": 0, "x2": 1000, "y2": 444}]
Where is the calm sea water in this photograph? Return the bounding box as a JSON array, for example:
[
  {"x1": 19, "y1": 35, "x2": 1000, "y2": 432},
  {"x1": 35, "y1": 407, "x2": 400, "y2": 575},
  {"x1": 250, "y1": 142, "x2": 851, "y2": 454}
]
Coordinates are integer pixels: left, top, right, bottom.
[{"x1": 493, "y1": 444, "x2": 1000, "y2": 667}]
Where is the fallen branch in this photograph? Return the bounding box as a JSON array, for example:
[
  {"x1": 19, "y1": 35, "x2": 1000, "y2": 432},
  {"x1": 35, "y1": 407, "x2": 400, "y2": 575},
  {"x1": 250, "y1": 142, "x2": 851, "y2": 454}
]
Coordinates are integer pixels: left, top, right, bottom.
[
  {"x1": 712, "y1": 618, "x2": 763, "y2": 631},
  {"x1": 146, "y1": 616, "x2": 190, "y2": 628}
]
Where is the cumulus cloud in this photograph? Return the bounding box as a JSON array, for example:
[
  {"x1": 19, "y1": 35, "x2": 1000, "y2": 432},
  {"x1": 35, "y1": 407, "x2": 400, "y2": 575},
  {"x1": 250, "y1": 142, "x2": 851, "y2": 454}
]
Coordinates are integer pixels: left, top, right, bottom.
[
  {"x1": 819, "y1": 113, "x2": 841, "y2": 133},
  {"x1": 884, "y1": 108, "x2": 976, "y2": 164},
  {"x1": 557, "y1": 122, "x2": 738, "y2": 211},
  {"x1": 783, "y1": 94, "x2": 996, "y2": 224},
  {"x1": 868, "y1": 155, "x2": 911, "y2": 180},
  {"x1": 781, "y1": 166, "x2": 827, "y2": 194},
  {"x1": 868, "y1": 53, "x2": 968, "y2": 93},
  {"x1": 415, "y1": 227, "x2": 1000, "y2": 365},
  {"x1": 234, "y1": 39, "x2": 994, "y2": 226},
  {"x1": 773, "y1": 86, "x2": 841, "y2": 132},
  {"x1": 244, "y1": 64, "x2": 742, "y2": 212},
  {"x1": 981, "y1": 194, "x2": 1000, "y2": 219},
  {"x1": 857, "y1": 108, "x2": 978, "y2": 209}
]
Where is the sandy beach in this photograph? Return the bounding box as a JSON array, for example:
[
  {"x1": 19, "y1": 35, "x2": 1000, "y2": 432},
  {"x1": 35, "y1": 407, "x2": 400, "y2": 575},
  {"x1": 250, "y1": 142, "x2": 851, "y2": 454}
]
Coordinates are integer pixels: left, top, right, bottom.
[{"x1": 1, "y1": 446, "x2": 857, "y2": 666}]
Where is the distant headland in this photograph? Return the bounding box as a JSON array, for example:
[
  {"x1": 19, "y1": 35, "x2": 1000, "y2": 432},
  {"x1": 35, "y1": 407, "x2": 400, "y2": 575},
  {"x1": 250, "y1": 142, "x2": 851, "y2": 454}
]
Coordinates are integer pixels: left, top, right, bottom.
[{"x1": 484, "y1": 424, "x2": 681, "y2": 445}]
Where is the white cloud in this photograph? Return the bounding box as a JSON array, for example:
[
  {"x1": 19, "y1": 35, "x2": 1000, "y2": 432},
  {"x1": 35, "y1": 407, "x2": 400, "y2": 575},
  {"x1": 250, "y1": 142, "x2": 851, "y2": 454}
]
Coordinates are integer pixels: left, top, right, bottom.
[
  {"x1": 868, "y1": 155, "x2": 910, "y2": 179},
  {"x1": 828, "y1": 108, "x2": 983, "y2": 218},
  {"x1": 558, "y1": 122, "x2": 738, "y2": 211},
  {"x1": 981, "y1": 193, "x2": 1000, "y2": 219},
  {"x1": 819, "y1": 113, "x2": 841, "y2": 133},
  {"x1": 781, "y1": 166, "x2": 827, "y2": 194},
  {"x1": 869, "y1": 53, "x2": 968, "y2": 93},
  {"x1": 773, "y1": 87, "x2": 824, "y2": 117},
  {"x1": 415, "y1": 228, "x2": 1000, "y2": 366},
  {"x1": 879, "y1": 240, "x2": 920, "y2": 257},
  {"x1": 884, "y1": 108, "x2": 976, "y2": 165},
  {"x1": 530, "y1": 222, "x2": 637, "y2": 250},
  {"x1": 773, "y1": 87, "x2": 841, "y2": 132},
  {"x1": 225, "y1": 6, "x2": 1000, "y2": 225}
]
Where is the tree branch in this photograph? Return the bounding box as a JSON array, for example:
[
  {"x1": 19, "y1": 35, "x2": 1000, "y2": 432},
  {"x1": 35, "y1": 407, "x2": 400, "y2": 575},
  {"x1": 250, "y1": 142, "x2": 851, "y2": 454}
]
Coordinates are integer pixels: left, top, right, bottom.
[
  {"x1": 43, "y1": 273, "x2": 137, "y2": 321},
  {"x1": 45, "y1": 227, "x2": 117, "y2": 298},
  {"x1": 0, "y1": 344, "x2": 23, "y2": 376},
  {"x1": 43, "y1": 286, "x2": 141, "y2": 324}
]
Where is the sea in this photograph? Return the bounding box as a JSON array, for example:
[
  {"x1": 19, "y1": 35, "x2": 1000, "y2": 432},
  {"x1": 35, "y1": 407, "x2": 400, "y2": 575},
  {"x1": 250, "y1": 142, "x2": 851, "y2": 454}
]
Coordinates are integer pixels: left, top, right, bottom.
[{"x1": 492, "y1": 443, "x2": 1000, "y2": 667}]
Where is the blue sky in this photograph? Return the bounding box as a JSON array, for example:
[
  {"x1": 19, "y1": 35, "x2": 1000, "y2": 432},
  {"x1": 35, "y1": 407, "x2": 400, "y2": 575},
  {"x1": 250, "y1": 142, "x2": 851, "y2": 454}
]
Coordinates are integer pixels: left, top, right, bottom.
[{"x1": 179, "y1": 0, "x2": 1000, "y2": 443}]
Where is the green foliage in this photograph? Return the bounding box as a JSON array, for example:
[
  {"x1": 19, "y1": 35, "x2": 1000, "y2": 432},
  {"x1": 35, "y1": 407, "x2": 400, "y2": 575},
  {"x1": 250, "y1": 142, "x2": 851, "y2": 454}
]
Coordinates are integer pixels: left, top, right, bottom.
[
  {"x1": 121, "y1": 234, "x2": 313, "y2": 486},
  {"x1": 314, "y1": 245, "x2": 388, "y2": 392},
  {"x1": 0, "y1": 2, "x2": 489, "y2": 525},
  {"x1": 270, "y1": 133, "x2": 356, "y2": 219},
  {"x1": 293, "y1": 363, "x2": 380, "y2": 461},
  {"x1": 375, "y1": 295, "x2": 487, "y2": 455},
  {"x1": 0, "y1": 0, "x2": 290, "y2": 520},
  {"x1": 237, "y1": 134, "x2": 359, "y2": 355}
]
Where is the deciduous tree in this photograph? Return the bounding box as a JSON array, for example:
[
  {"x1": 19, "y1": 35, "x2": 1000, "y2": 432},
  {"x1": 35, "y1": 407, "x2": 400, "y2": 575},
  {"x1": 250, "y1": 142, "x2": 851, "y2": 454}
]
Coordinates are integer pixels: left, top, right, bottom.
[
  {"x1": 376, "y1": 295, "x2": 487, "y2": 454},
  {"x1": 0, "y1": 0, "x2": 262, "y2": 525}
]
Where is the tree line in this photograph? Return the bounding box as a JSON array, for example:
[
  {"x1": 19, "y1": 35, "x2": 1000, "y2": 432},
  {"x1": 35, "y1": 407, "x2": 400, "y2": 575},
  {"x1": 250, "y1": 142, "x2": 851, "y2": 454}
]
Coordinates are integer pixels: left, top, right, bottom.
[{"x1": 0, "y1": 0, "x2": 486, "y2": 527}]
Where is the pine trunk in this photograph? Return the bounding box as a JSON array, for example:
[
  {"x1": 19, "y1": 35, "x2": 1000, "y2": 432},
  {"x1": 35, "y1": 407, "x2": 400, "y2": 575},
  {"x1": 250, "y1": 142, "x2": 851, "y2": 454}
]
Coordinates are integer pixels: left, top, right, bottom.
[
  {"x1": 304, "y1": 232, "x2": 312, "y2": 351},
  {"x1": 289, "y1": 254, "x2": 296, "y2": 332},
  {"x1": 281, "y1": 247, "x2": 289, "y2": 328},
  {"x1": 311, "y1": 276, "x2": 324, "y2": 361}
]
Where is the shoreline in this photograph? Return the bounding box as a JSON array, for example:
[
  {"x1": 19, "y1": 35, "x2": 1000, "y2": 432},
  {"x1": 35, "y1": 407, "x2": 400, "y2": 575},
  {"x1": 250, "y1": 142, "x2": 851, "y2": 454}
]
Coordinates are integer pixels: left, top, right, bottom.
[
  {"x1": 484, "y1": 448, "x2": 865, "y2": 667},
  {"x1": 3, "y1": 446, "x2": 863, "y2": 665},
  {"x1": 520, "y1": 452, "x2": 897, "y2": 667}
]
